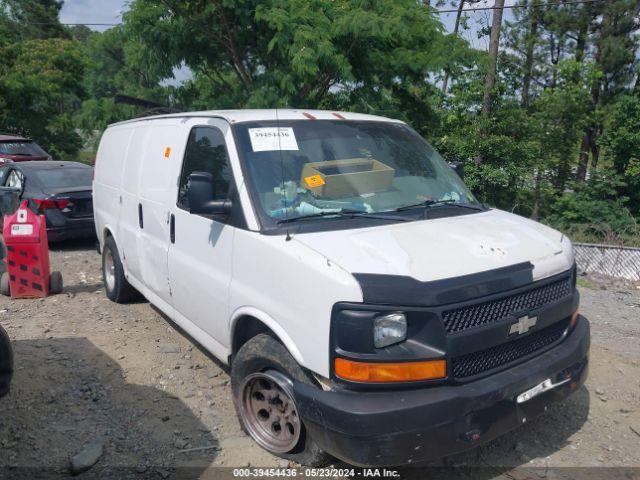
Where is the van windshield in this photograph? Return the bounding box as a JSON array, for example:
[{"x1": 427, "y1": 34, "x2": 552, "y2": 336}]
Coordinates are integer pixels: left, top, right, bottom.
[{"x1": 233, "y1": 120, "x2": 478, "y2": 227}]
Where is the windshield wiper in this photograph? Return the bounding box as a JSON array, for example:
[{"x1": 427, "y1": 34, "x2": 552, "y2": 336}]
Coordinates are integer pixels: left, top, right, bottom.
[
  {"x1": 276, "y1": 208, "x2": 409, "y2": 225},
  {"x1": 395, "y1": 199, "x2": 486, "y2": 212}
]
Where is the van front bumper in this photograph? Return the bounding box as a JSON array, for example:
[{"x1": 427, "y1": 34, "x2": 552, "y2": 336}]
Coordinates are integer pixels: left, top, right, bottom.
[{"x1": 294, "y1": 316, "x2": 590, "y2": 467}]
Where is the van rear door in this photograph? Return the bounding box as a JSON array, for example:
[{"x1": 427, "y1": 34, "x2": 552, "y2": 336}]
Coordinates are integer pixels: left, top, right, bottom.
[{"x1": 93, "y1": 126, "x2": 133, "y2": 246}]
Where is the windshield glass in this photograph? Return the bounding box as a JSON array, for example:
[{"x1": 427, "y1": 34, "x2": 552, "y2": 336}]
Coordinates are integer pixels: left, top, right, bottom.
[
  {"x1": 0, "y1": 141, "x2": 48, "y2": 157},
  {"x1": 234, "y1": 120, "x2": 477, "y2": 227}
]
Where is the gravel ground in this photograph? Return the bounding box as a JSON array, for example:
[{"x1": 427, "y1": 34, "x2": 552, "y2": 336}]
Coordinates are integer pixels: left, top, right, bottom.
[{"x1": 0, "y1": 239, "x2": 639, "y2": 479}]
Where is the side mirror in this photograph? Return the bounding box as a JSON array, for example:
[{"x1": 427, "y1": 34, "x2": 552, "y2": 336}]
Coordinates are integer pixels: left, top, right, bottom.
[
  {"x1": 185, "y1": 171, "x2": 232, "y2": 216},
  {"x1": 448, "y1": 161, "x2": 464, "y2": 180}
]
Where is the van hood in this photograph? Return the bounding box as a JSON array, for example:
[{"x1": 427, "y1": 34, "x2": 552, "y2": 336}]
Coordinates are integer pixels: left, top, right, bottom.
[{"x1": 292, "y1": 209, "x2": 574, "y2": 284}]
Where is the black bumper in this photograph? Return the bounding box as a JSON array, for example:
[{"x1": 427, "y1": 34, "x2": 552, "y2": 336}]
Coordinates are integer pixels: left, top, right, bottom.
[
  {"x1": 294, "y1": 316, "x2": 590, "y2": 467},
  {"x1": 47, "y1": 222, "x2": 95, "y2": 242},
  {"x1": 43, "y1": 209, "x2": 95, "y2": 242}
]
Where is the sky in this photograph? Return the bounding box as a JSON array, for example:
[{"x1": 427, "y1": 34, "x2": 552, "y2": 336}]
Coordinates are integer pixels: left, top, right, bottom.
[
  {"x1": 59, "y1": 0, "x2": 518, "y2": 84},
  {"x1": 59, "y1": 0, "x2": 125, "y2": 30}
]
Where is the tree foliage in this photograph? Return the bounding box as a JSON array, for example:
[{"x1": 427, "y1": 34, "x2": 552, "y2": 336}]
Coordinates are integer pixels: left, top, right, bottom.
[
  {"x1": 123, "y1": 0, "x2": 474, "y2": 113},
  {"x1": 0, "y1": 0, "x2": 639, "y2": 244},
  {"x1": 0, "y1": 0, "x2": 83, "y2": 157}
]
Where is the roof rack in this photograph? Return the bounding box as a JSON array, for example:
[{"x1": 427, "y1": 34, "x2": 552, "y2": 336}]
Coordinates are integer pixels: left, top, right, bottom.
[{"x1": 114, "y1": 94, "x2": 182, "y2": 118}]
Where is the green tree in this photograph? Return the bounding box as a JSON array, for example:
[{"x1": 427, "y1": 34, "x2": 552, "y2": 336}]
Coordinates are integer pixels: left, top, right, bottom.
[
  {"x1": 72, "y1": 26, "x2": 175, "y2": 140},
  {"x1": 1, "y1": 0, "x2": 67, "y2": 41},
  {"x1": 601, "y1": 94, "x2": 640, "y2": 215},
  {"x1": 0, "y1": 37, "x2": 86, "y2": 157},
  {"x1": 123, "y1": 0, "x2": 473, "y2": 118}
]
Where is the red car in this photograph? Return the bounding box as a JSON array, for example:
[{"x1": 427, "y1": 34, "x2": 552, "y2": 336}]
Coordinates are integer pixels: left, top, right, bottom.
[{"x1": 0, "y1": 134, "x2": 51, "y2": 163}]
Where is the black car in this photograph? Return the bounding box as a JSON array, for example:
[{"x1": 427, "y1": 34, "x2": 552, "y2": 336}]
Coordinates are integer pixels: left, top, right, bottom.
[{"x1": 0, "y1": 161, "x2": 95, "y2": 242}]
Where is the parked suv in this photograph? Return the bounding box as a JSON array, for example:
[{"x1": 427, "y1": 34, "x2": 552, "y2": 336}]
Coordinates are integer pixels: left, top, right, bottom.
[
  {"x1": 0, "y1": 134, "x2": 51, "y2": 163},
  {"x1": 93, "y1": 110, "x2": 590, "y2": 467}
]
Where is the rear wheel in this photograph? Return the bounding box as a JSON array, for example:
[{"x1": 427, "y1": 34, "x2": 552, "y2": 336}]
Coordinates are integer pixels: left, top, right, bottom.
[
  {"x1": 231, "y1": 334, "x2": 330, "y2": 467},
  {"x1": 102, "y1": 236, "x2": 139, "y2": 303},
  {"x1": 0, "y1": 272, "x2": 9, "y2": 297}
]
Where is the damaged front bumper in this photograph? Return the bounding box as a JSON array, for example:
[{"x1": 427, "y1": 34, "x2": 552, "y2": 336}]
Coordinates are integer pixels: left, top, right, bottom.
[{"x1": 294, "y1": 316, "x2": 590, "y2": 467}]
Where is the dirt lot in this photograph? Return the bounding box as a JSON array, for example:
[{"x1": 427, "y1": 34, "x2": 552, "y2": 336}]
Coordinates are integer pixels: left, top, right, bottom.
[{"x1": 1, "y1": 240, "x2": 639, "y2": 479}]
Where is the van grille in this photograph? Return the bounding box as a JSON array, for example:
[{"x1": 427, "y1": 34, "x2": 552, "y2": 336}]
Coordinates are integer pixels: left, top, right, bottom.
[
  {"x1": 451, "y1": 319, "x2": 570, "y2": 379},
  {"x1": 442, "y1": 277, "x2": 572, "y2": 334}
]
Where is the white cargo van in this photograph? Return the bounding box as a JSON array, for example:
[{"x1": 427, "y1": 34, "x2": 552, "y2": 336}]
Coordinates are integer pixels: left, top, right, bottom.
[{"x1": 93, "y1": 110, "x2": 589, "y2": 467}]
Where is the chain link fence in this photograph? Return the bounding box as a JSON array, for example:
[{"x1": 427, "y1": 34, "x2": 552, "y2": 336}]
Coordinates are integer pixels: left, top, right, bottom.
[{"x1": 574, "y1": 243, "x2": 640, "y2": 281}]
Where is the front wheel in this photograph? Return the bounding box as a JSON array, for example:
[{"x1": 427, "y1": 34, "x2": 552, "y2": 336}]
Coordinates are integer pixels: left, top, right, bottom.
[{"x1": 231, "y1": 334, "x2": 330, "y2": 467}]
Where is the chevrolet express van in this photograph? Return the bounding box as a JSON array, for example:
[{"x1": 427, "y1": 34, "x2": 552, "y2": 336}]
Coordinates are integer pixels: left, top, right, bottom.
[{"x1": 93, "y1": 110, "x2": 589, "y2": 467}]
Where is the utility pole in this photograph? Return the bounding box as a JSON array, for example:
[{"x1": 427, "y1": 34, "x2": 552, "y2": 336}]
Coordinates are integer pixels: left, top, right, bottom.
[
  {"x1": 442, "y1": 0, "x2": 466, "y2": 94},
  {"x1": 481, "y1": 0, "x2": 506, "y2": 117}
]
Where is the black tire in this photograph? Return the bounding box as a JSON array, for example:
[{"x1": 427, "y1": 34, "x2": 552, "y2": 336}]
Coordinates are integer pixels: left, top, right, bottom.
[
  {"x1": 49, "y1": 271, "x2": 63, "y2": 295},
  {"x1": 0, "y1": 324, "x2": 13, "y2": 397},
  {"x1": 0, "y1": 272, "x2": 9, "y2": 297},
  {"x1": 102, "y1": 236, "x2": 139, "y2": 303},
  {"x1": 231, "y1": 334, "x2": 331, "y2": 467}
]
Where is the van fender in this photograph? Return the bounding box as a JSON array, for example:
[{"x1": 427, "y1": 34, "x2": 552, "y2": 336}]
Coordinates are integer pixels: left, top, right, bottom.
[
  {"x1": 229, "y1": 306, "x2": 305, "y2": 366},
  {"x1": 102, "y1": 225, "x2": 117, "y2": 248}
]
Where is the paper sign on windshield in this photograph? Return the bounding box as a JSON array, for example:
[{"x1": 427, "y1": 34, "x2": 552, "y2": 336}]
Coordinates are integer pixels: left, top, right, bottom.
[{"x1": 248, "y1": 127, "x2": 299, "y2": 152}]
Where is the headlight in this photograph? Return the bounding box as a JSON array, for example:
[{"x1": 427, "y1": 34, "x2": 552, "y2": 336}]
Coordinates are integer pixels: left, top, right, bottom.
[
  {"x1": 373, "y1": 312, "x2": 407, "y2": 348},
  {"x1": 561, "y1": 234, "x2": 575, "y2": 262}
]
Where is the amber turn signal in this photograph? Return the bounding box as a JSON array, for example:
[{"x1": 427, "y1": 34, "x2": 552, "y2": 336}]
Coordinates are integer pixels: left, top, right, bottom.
[
  {"x1": 570, "y1": 309, "x2": 579, "y2": 328},
  {"x1": 334, "y1": 358, "x2": 447, "y2": 383}
]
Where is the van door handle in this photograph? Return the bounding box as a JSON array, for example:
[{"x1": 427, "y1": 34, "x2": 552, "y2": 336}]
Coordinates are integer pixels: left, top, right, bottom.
[
  {"x1": 138, "y1": 203, "x2": 144, "y2": 229},
  {"x1": 170, "y1": 213, "x2": 175, "y2": 244}
]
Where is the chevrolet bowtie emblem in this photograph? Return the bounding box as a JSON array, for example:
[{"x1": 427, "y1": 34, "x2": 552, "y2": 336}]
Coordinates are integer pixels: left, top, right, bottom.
[{"x1": 509, "y1": 315, "x2": 537, "y2": 335}]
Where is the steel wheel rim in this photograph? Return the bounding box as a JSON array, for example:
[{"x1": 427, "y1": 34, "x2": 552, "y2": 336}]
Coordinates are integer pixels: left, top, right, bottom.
[
  {"x1": 103, "y1": 249, "x2": 116, "y2": 292},
  {"x1": 240, "y1": 370, "x2": 301, "y2": 453}
]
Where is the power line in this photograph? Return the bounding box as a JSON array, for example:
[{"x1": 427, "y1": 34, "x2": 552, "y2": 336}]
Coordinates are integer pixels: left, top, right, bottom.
[
  {"x1": 17, "y1": 0, "x2": 610, "y2": 27},
  {"x1": 435, "y1": 0, "x2": 606, "y2": 14},
  {"x1": 27, "y1": 22, "x2": 120, "y2": 26}
]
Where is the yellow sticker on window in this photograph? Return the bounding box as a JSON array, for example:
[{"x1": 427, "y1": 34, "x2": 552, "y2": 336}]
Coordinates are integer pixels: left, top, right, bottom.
[
  {"x1": 164, "y1": 147, "x2": 171, "y2": 158},
  {"x1": 304, "y1": 175, "x2": 325, "y2": 188}
]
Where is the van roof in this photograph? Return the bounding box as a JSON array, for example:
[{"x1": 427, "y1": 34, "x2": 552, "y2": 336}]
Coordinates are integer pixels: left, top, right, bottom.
[{"x1": 108, "y1": 109, "x2": 404, "y2": 127}]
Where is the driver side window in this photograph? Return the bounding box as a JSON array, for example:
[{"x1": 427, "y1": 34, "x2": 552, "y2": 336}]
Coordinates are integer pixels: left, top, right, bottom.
[{"x1": 177, "y1": 127, "x2": 231, "y2": 211}]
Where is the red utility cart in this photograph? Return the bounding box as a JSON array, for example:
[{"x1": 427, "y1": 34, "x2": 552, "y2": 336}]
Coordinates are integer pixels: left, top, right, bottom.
[{"x1": 1, "y1": 200, "x2": 62, "y2": 298}]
